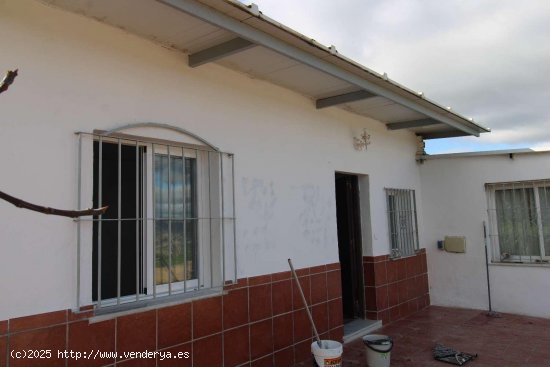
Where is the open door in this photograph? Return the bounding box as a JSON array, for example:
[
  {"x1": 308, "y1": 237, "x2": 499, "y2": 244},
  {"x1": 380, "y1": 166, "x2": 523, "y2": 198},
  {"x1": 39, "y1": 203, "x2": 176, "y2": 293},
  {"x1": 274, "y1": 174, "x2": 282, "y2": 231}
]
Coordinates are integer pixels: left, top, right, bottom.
[{"x1": 335, "y1": 173, "x2": 364, "y2": 322}]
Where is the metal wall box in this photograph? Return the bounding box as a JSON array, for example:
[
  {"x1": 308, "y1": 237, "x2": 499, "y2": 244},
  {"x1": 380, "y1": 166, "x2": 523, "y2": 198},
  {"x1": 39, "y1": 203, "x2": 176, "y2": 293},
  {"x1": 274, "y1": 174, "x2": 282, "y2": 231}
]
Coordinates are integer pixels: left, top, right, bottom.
[{"x1": 444, "y1": 236, "x2": 466, "y2": 253}]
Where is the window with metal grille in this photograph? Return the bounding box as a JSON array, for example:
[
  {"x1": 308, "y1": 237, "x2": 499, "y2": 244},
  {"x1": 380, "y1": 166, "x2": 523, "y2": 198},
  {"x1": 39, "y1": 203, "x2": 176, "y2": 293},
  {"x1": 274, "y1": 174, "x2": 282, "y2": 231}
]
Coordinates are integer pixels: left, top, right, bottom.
[
  {"x1": 75, "y1": 126, "x2": 236, "y2": 312},
  {"x1": 385, "y1": 188, "x2": 419, "y2": 258},
  {"x1": 486, "y1": 180, "x2": 550, "y2": 263}
]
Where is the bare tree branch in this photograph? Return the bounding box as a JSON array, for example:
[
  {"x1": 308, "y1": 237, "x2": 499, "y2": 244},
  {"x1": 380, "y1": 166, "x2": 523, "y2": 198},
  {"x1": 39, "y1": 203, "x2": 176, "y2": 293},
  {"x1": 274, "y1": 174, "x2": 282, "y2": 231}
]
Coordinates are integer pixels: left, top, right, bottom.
[
  {"x1": 0, "y1": 69, "x2": 18, "y2": 94},
  {"x1": 0, "y1": 190, "x2": 108, "y2": 218},
  {"x1": 0, "y1": 69, "x2": 108, "y2": 217},
  {"x1": 0, "y1": 69, "x2": 108, "y2": 218}
]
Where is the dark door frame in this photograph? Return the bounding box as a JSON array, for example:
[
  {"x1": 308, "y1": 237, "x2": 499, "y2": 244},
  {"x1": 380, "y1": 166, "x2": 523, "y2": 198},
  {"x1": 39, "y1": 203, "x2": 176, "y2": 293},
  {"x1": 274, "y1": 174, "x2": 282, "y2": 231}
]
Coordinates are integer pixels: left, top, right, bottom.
[{"x1": 335, "y1": 172, "x2": 365, "y2": 321}]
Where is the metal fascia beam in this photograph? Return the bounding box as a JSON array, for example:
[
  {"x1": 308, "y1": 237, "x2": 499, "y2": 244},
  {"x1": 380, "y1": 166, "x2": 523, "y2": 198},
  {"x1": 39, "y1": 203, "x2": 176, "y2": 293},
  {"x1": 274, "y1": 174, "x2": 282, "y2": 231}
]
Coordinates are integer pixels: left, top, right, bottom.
[
  {"x1": 316, "y1": 90, "x2": 376, "y2": 109},
  {"x1": 159, "y1": 0, "x2": 479, "y2": 137},
  {"x1": 386, "y1": 118, "x2": 440, "y2": 130},
  {"x1": 188, "y1": 37, "x2": 255, "y2": 67},
  {"x1": 418, "y1": 130, "x2": 471, "y2": 140}
]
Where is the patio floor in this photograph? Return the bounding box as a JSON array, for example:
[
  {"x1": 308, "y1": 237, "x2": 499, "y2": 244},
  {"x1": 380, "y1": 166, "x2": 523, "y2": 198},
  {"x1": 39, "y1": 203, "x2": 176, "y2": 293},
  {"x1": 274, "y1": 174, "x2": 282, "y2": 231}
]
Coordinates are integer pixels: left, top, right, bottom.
[{"x1": 341, "y1": 306, "x2": 550, "y2": 366}]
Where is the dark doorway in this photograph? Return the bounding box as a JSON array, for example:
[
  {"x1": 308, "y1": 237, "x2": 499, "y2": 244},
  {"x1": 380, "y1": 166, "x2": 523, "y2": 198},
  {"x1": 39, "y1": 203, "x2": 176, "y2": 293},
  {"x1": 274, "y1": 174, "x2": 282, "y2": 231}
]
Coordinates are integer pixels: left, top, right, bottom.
[{"x1": 335, "y1": 173, "x2": 364, "y2": 322}]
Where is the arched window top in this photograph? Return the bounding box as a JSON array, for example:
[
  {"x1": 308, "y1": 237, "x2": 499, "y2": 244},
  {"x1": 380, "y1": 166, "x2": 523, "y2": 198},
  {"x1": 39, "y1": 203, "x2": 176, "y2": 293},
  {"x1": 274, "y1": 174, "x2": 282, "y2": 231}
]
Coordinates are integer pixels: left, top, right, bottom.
[
  {"x1": 76, "y1": 121, "x2": 236, "y2": 311},
  {"x1": 103, "y1": 122, "x2": 220, "y2": 152}
]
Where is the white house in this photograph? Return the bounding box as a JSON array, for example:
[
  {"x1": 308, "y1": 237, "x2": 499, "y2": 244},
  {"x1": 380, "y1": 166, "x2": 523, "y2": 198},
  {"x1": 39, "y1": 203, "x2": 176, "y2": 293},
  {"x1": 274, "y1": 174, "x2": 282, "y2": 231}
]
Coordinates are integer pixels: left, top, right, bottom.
[{"x1": 5, "y1": 0, "x2": 547, "y2": 366}]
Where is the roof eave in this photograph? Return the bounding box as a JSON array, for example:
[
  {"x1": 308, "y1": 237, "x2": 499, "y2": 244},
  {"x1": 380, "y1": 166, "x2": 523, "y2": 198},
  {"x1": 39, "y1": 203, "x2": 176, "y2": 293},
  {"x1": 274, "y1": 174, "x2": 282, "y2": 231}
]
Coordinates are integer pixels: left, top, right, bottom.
[{"x1": 215, "y1": 0, "x2": 490, "y2": 136}]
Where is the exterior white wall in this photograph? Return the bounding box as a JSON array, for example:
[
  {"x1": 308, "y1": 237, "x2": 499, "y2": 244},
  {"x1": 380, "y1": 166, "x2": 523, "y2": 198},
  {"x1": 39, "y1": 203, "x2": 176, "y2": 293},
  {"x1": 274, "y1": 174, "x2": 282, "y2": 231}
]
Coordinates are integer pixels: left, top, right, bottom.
[
  {"x1": 420, "y1": 152, "x2": 550, "y2": 318},
  {"x1": 0, "y1": 0, "x2": 424, "y2": 319}
]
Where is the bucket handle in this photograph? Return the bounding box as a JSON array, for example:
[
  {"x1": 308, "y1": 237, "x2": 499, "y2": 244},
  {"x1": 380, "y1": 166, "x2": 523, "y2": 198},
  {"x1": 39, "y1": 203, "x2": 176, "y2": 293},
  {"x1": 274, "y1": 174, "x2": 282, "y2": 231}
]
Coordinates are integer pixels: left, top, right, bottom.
[{"x1": 365, "y1": 341, "x2": 393, "y2": 354}]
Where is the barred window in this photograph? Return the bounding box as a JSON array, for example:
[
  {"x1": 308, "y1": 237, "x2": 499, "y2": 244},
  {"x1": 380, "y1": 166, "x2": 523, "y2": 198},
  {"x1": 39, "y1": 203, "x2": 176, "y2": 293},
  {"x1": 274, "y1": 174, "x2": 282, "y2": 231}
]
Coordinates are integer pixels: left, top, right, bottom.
[
  {"x1": 76, "y1": 125, "x2": 236, "y2": 312},
  {"x1": 486, "y1": 180, "x2": 550, "y2": 263},
  {"x1": 385, "y1": 188, "x2": 419, "y2": 258}
]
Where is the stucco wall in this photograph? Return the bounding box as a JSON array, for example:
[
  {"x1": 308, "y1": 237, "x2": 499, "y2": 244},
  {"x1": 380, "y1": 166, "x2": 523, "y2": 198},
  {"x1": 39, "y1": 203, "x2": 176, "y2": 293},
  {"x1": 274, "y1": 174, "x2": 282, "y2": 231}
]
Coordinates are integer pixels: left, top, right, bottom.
[
  {"x1": 0, "y1": 0, "x2": 424, "y2": 319},
  {"x1": 420, "y1": 152, "x2": 550, "y2": 318}
]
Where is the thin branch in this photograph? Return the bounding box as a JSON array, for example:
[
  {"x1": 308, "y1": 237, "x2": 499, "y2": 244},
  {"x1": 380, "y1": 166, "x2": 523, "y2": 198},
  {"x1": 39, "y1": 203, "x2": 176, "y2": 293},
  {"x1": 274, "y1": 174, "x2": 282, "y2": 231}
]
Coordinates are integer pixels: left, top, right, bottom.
[
  {"x1": 0, "y1": 69, "x2": 106, "y2": 217},
  {"x1": 0, "y1": 190, "x2": 108, "y2": 218},
  {"x1": 0, "y1": 69, "x2": 18, "y2": 94}
]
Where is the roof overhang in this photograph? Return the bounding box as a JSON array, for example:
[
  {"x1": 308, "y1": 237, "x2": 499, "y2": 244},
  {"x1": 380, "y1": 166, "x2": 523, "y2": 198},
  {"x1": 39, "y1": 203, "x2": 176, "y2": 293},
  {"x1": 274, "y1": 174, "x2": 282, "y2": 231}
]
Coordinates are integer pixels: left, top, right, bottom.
[{"x1": 41, "y1": 0, "x2": 490, "y2": 139}]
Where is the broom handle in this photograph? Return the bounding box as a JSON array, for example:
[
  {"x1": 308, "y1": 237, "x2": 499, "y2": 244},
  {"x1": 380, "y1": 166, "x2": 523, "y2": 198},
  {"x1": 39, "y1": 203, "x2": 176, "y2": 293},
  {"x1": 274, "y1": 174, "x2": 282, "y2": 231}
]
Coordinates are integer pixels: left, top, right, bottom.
[{"x1": 288, "y1": 258, "x2": 322, "y2": 347}]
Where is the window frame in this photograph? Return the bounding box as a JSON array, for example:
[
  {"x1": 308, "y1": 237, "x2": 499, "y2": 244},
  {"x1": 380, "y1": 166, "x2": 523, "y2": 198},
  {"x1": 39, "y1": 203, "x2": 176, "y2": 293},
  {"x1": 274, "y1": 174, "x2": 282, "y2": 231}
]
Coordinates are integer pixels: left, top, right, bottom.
[
  {"x1": 149, "y1": 145, "x2": 201, "y2": 296},
  {"x1": 385, "y1": 188, "x2": 420, "y2": 258},
  {"x1": 486, "y1": 180, "x2": 550, "y2": 263},
  {"x1": 76, "y1": 127, "x2": 236, "y2": 312}
]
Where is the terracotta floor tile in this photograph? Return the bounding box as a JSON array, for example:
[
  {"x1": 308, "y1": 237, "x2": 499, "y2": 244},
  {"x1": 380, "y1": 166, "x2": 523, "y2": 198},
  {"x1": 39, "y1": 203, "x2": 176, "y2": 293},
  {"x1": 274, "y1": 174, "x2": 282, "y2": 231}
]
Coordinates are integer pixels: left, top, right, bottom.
[{"x1": 337, "y1": 306, "x2": 550, "y2": 367}]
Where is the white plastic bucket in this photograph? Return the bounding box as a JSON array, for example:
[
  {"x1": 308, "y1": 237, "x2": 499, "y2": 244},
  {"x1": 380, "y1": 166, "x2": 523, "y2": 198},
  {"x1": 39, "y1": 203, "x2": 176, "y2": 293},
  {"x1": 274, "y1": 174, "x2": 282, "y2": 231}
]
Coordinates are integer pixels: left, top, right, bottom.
[
  {"x1": 363, "y1": 334, "x2": 393, "y2": 367},
  {"x1": 311, "y1": 340, "x2": 343, "y2": 367}
]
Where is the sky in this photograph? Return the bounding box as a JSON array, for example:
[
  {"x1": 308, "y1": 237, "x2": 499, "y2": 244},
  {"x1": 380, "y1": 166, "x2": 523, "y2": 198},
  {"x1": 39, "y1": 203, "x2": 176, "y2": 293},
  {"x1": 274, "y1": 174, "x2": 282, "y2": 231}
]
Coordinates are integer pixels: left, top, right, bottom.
[{"x1": 240, "y1": 0, "x2": 550, "y2": 154}]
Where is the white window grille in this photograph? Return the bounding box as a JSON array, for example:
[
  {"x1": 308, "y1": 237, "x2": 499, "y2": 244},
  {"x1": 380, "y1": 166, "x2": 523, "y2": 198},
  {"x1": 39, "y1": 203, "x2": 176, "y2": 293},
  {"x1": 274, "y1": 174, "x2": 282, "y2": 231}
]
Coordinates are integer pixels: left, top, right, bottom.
[
  {"x1": 385, "y1": 188, "x2": 419, "y2": 258},
  {"x1": 486, "y1": 180, "x2": 550, "y2": 263},
  {"x1": 75, "y1": 126, "x2": 236, "y2": 312}
]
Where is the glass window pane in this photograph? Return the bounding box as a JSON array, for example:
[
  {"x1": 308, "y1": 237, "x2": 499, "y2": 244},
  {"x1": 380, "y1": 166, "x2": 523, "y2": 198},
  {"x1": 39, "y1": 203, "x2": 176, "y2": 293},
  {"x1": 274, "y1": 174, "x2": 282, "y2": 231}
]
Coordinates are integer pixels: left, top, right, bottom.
[
  {"x1": 155, "y1": 220, "x2": 170, "y2": 285},
  {"x1": 171, "y1": 221, "x2": 185, "y2": 282},
  {"x1": 154, "y1": 154, "x2": 169, "y2": 285},
  {"x1": 539, "y1": 186, "x2": 550, "y2": 256},
  {"x1": 386, "y1": 189, "x2": 418, "y2": 257},
  {"x1": 154, "y1": 155, "x2": 169, "y2": 219},
  {"x1": 154, "y1": 153, "x2": 198, "y2": 286},
  {"x1": 495, "y1": 188, "x2": 539, "y2": 257},
  {"x1": 388, "y1": 194, "x2": 398, "y2": 251},
  {"x1": 171, "y1": 157, "x2": 184, "y2": 220},
  {"x1": 185, "y1": 157, "x2": 197, "y2": 280}
]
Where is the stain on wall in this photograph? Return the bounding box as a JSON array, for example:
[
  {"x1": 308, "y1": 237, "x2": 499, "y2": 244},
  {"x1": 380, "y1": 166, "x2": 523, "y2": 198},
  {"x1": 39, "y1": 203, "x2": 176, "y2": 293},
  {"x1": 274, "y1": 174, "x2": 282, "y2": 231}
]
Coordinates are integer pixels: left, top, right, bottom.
[
  {"x1": 295, "y1": 184, "x2": 337, "y2": 248},
  {"x1": 241, "y1": 177, "x2": 277, "y2": 253}
]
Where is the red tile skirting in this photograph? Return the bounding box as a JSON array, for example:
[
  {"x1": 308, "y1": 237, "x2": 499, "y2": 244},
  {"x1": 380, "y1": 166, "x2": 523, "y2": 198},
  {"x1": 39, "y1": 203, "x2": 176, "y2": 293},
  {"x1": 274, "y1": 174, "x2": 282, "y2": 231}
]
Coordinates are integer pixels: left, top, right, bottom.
[
  {"x1": 9, "y1": 310, "x2": 67, "y2": 333},
  {"x1": 249, "y1": 283, "x2": 272, "y2": 322},
  {"x1": 157, "y1": 303, "x2": 192, "y2": 349},
  {"x1": 224, "y1": 325, "x2": 249, "y2": 366},
  {"x1": 0, "y1": 262, "x2": 343, "y2": 367},
  {"x1": 223, "y1": 287, "x2": 249, "y2": 330},
  {"x1": 272, "y1": 279, "x2": 293, "y2": 316},
  {"x1": 67, "y1": 319, "x2": 115, "y2": 367},
  {"x1": 0, "y1": 336, "x2": 7, "y2": 367},
  {"x1": 10, "y1": 325, "x2": 66, "y2": 367},
  {"x1": 363, "y1": 251, "x2": 430, "y2": 325}
]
